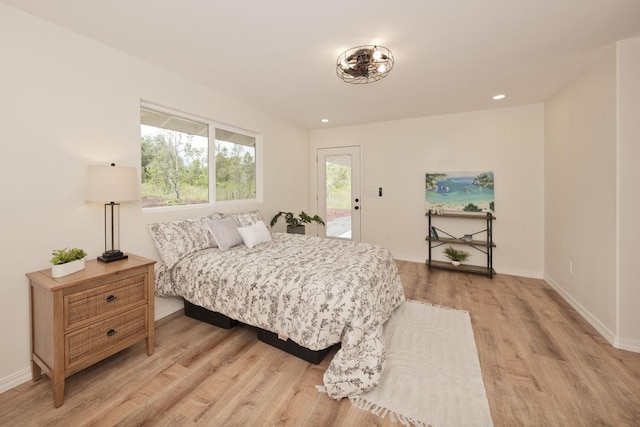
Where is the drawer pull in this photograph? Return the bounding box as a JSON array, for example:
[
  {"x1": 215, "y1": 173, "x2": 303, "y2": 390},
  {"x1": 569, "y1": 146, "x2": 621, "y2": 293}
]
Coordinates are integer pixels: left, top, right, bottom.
[
  {"x1": 106, "y1": 295, "x2": 117, "y2": 303},
  {"x1": 106, "y1": 329, "x2": 117, "y2": 337}
]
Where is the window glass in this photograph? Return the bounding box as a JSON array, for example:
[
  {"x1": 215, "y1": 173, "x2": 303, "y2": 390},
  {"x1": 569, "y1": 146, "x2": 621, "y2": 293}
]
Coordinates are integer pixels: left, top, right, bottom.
[
  {"x1": 215, "y1": 128, "x2": 256, "y2": 201},
  {"x1": 141, "y1": 108, "x2": 209, "y2": 208},
  {"x1": 140, "y1": 105, "x2": 259, "y2": 208}
]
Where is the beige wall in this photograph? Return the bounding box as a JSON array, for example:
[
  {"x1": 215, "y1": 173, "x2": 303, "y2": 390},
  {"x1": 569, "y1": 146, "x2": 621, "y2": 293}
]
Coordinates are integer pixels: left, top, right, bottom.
[
  {"x1": 0, "y1": 4, "x2": 309, "y2": 391},
  {"x1": 617, "y1": 37, "x2": 640, "y2": 345},
  {"x1": 310, "y1": 104, "x2": 545, "y2": 277},
  {"x1": 544, "y1": 46, "x2": 618, "y2": 335},
  {"x1": 545, "y1": 38, "x2": 640, "y2": 351}
]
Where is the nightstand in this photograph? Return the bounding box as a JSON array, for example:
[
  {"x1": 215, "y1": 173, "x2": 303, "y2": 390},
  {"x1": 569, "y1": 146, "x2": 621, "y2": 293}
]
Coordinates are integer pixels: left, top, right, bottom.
[{"x1": 26, "y1": 254, "x2": 156, "y2": 407}]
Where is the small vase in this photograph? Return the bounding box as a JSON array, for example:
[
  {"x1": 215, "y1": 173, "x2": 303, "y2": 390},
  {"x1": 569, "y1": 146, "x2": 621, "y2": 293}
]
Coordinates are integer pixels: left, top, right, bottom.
[
  {"x1": 51, "y1": 258, "x2": 86, "y2": 278},
  {"x1": 451, "y1": 260, "x2": 461, "y2": 267}
]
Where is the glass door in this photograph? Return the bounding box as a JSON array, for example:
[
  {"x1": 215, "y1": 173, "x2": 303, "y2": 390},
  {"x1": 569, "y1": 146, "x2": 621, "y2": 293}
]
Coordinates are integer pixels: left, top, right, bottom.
[{"x1": 317, "y1": 146, "x2": 361, "y2": 242}]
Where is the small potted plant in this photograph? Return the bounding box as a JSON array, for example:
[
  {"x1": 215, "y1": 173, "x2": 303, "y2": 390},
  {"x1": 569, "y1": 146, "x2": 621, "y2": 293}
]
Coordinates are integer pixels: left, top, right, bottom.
[
  {"x1": 50, "y1": 247, "x2": 88, "y2": 278},
  {"x1": 270, "y1": 211, "x2": 325, "y2": 235},
  {"x1": 443, "y1": 246, "x2": 471, "y2": 267}
]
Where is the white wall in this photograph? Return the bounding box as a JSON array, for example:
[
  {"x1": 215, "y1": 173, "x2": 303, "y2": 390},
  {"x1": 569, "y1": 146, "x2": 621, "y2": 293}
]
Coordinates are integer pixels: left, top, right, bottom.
[
  {"x1": 310, "y1": 104, "x2": 545, "y2": 277},
  {"x1": 544, "y1": 46, "x2": 617, "y2": 335},
  {"x1": 617, "y1": 37, "x2": 640, "y2": 346},
  {"x1": 0, "y1": 4, "x2": 309, "y2": 392},
  {"x1": 544, "y1": 38, "x2": 640, "y2": 350}
]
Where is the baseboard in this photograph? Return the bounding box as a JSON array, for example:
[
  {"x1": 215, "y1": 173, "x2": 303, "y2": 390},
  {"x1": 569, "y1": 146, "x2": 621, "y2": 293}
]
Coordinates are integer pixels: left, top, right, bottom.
[
  {"x1": 543, "y1": 274, "x2": 619, "y2": 347},
  {"x1": 495, "y1": 267, "x2": 544, "y2": 279},
  {"x1": 2, "y1": 298, "x2": 184, "y2": 395},
  {"x1": 154, "y1": 297, "x2": 184, "y2": 321},
  {"x1": 392, "y1": 253, "x2": 426, "y2": 264},
  {"x1": 0, "y1": 367, "x2": 31, "y2": 395},
  {"x1": 613, "y1": 336, "x2": 640, "y2": 353}
]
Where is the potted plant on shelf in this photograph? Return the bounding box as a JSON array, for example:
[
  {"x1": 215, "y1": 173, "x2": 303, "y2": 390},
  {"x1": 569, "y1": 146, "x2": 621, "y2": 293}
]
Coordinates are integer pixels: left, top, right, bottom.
[
  {"x1": 270, "y1": 211, "x2": 325, "y2": 235},
  {"x1": 443, "y1": 246, "x2": 470, "y2": 267},
  {"x1": 50, "y1": 247, "x2": 88, "y2": 278}
]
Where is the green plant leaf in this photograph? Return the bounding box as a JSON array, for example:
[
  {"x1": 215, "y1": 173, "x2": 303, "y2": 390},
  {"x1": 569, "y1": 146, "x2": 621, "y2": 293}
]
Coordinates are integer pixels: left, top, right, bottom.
[
  {"x1": 269, "y1": 211, "x2": 325, "y2": 228},
  {"x1": 443, "y1": 246, "x2": 470, "y2": 262},
  {"x1": 50, "y1": 247, "x2": 87, "y2": 265}
]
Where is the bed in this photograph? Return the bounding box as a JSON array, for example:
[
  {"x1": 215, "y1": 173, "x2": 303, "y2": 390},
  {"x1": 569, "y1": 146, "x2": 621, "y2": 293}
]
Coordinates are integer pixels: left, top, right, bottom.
[{"x1": 148, "y1": 210, "x2": 405, "y2": 399}]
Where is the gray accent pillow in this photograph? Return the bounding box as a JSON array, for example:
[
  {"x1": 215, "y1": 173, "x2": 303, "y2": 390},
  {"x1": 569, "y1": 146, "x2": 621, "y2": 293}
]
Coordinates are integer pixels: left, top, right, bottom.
[
  {"x1": 209, "y1": 217, "x2": 244, "y2": 250},
  {"x1": 201, "y1": 212, "x2": 227, "y2": 247}
]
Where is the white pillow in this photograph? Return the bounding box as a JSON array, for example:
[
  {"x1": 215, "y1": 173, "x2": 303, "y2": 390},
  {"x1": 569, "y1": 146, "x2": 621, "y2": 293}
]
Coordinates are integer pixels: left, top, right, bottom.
[
  {"x1": 237, "y1": 220, "x2": 272, "y2": 249},
  {"x1": 208, "y1": 218, "x2": 244, "y2": 250}
]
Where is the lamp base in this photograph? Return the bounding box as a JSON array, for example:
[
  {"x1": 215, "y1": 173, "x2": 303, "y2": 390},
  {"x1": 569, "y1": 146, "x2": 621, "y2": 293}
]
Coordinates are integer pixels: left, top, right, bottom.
[{"x1": 98, "y1": 250, "x2": 128, "y2": 263}]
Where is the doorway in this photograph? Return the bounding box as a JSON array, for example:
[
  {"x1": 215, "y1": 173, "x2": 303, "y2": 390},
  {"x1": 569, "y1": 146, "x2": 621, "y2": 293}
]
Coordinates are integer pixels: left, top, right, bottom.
[{"x1": 317, "y1": 146, "x2": 361, "y2": 242}]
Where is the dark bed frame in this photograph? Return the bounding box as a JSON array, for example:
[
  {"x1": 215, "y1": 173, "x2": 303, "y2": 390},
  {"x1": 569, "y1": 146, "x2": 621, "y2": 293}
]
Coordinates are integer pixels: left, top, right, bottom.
[{"x1": 183, "y1": 299, "x2": 337, "y2": 364}]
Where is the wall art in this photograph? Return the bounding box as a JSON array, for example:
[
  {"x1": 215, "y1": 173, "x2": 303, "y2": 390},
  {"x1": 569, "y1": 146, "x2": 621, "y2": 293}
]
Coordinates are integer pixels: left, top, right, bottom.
[{"x1": 425, "y1": 171, "x2": 494, "y2": 213}]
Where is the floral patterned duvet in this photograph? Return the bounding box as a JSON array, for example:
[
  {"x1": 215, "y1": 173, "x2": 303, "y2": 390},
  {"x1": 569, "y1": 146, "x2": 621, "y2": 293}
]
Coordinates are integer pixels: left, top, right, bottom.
[{"x1": 156, "y1": 232, "x2": 405, "y2": 399}]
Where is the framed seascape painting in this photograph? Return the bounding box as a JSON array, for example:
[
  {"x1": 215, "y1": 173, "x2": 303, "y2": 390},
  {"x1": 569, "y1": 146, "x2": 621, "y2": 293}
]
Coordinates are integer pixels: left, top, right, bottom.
[{"x1": 425, "y1": 171, "x2": 495, "y2": 213}]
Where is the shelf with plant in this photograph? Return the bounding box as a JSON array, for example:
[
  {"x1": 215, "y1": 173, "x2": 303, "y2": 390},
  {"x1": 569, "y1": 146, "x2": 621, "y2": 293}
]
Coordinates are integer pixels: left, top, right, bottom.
[{"x1": 426, "y1": 208, "x2": 495, "y2": 278}]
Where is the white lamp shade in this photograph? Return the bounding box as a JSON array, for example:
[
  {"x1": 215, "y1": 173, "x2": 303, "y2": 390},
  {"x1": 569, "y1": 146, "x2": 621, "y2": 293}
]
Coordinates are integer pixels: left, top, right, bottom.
[{"x1": 84, "y1": 165, "x2": 139, "y2": 202}]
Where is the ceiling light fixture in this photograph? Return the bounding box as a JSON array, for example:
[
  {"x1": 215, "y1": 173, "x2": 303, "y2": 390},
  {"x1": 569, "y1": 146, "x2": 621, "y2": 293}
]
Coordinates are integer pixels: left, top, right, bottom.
[
  {"x1": 492, "y1": 94, "x2": 506, "y2": 100},
  {"x1": 321, "y1": 119, "x2": 329, "y2": 123},
  {"x1": 336, "y1": 45, "x2": 394, "y2": 84}
]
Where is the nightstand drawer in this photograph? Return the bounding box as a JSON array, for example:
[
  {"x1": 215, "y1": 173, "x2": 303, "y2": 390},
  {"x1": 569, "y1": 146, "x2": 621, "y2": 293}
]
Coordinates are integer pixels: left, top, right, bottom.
[
  {"x1": 64, "y1": 274, "x2": 146, "y2": 329},
  {"x1": 65, "y1": 306, "x2": 147, "y2": 368}
]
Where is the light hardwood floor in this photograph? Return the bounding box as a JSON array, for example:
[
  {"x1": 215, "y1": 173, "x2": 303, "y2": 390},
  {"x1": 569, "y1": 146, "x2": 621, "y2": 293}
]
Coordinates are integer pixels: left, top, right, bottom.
[{"x1": 2, "y1": 261, "x2": 640, "y2": 426}]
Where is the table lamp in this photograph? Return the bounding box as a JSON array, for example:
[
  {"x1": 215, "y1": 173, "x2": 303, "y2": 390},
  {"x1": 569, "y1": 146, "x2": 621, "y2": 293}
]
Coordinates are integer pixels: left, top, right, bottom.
[{"x1": 84, "y1": 163, "x2": 139, "y2": 262}]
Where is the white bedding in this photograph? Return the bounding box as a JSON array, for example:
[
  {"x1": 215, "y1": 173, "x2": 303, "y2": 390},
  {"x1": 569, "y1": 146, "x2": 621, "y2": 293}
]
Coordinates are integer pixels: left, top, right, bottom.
[{"x1": 155, "y1": 232, "x2": 405, "y2": 399}]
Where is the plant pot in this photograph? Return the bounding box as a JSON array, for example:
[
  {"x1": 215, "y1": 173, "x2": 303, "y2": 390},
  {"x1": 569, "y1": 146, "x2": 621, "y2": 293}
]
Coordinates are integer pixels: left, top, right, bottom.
[
  {"x1": 51, "y1": 258, "x2": 85, "y2": 278},
  {"x1": 451, "y1": 260, "x2": 461, "y2": 267},
  {"x1": 287, "y1": 225, "x2": 305, "y2": 235}
]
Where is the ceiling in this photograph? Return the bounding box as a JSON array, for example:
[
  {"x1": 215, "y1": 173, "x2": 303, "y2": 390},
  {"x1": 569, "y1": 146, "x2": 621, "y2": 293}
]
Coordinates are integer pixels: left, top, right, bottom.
[{"x1": 4, "y1": 0, "x2": 640, "y2": 130}]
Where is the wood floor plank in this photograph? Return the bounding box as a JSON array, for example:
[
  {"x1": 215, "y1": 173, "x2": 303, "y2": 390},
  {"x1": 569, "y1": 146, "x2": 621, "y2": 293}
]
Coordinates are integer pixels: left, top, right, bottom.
[{"x1": 2, "y1": 261, "x2": 640, "y2": 426}]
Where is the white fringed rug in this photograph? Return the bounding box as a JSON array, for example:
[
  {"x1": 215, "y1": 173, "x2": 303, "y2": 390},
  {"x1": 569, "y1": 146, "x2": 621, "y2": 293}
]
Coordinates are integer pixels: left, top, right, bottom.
[{"x1": 350, "y1": 300, "x2": 493, "y2": 427}]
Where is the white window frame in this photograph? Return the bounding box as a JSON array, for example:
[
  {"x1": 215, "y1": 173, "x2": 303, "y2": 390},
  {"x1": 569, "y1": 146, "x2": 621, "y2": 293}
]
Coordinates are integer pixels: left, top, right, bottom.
[{"x1": 141, "y1": 102, "x2": 263, "y2": 211}]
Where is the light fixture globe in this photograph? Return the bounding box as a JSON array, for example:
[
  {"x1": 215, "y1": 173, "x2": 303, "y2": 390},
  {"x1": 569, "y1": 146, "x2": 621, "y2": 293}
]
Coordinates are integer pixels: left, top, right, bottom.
[{"x1": 336, "y1": 45, "x2": 394, "y2": 84}]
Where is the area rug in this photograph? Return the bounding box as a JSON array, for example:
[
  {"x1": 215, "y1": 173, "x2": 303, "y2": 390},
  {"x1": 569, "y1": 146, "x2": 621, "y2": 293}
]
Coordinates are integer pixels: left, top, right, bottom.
[{"x1": 350, "y1": 300, "x2": 493, "y2": 427}]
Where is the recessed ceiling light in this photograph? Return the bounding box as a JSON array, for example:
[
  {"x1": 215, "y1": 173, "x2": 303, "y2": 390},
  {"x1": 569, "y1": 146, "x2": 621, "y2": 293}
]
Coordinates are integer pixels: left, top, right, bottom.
[
  {"x1": 321, "y1": 119, "x2": 329, "y2": 123},
  {"x1": 492, "y1": 94, "x2": 506, "y2": 100}
]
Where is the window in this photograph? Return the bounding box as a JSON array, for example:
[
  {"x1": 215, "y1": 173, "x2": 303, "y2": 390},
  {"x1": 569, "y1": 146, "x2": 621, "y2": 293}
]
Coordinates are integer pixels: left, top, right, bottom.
[
  {"x1": 140, "y1": 105, "x2": 259, "y2": 209},
  {"x1": 215, "y1": 128, "x2": 256, "y2": 201},
  {"x1": 140, "y1": 108, "x2": 209, "y2": 208}
]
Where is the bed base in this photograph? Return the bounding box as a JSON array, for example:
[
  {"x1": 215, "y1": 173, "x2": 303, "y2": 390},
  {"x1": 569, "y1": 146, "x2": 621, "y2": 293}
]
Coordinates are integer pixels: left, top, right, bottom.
[
  {"x1": 183, "y1": 299, "x2": 336, "y2": 364},
  {"x1": 256, "y1": 329, "x2": 336, "y2": 365},
  {"x1": 184, "y1": 299, "x2": 238, "y2": 329}
]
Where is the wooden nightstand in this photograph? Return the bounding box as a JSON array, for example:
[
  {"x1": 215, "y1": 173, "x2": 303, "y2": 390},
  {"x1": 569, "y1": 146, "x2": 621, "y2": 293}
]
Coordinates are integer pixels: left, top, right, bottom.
[{"x1": 26, "y1": 254, "x2": 156, "y2": 407}]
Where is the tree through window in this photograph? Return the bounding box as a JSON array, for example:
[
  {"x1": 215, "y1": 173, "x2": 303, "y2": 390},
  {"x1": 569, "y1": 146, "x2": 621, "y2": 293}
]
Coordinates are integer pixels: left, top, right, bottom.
[
  {"x1": 140, "y1": 106, "x2": 258, "y2": 208},
  {"x1": 215, "y1": 128, "x2": 256, "y2": 201}
]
